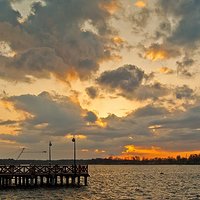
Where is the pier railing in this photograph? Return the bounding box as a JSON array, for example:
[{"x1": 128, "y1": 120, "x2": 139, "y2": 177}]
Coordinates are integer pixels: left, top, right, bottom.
[
  {"x1": 0, "y1": 165, "x2": 88, "y2": 176},
  {"x1": 0, "y1": 165, "x2": 89, "y2": 188}
]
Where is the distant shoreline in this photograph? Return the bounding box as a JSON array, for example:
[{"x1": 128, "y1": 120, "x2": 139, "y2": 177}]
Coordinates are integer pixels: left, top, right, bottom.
[{"x1": 1, "y1": 155, "x2": 200, "y2": 165}]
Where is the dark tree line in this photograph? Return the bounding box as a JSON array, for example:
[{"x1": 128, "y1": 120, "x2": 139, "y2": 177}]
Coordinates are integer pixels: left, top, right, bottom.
[
  {"x1": 0, "y1": 154, "x2": 200, "y2": 165},
  {"x1": 88, "y1": 154, "x2": 200, "y2": 165}
]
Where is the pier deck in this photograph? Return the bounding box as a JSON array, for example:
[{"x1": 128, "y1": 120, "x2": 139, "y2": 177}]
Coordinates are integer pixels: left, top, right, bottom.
[{"x1": 0, "y1": 165, "x2": 89, "y2": 188}]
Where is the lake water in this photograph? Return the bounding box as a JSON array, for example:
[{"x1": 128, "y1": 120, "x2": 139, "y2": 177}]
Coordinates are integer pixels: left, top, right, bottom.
[{"x1": 0, "y1": 165, "x2": 200, "y2": 199}]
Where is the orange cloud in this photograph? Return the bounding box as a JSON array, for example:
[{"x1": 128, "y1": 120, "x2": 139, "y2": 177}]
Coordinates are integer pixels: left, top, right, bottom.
[
  {"x1": 146, "y1": 49, "x2": 169, "y2": 61},
  {"x1": 100, "y1": 0, "x2": 120, "y2": 14},
  {"x1": 0, "y1": 126, "x2": 19, "y2": 135},
  {"x1": 95, "y1": 149, "x2": 106, "y2": 153},
  {"x1": 34, "y1": 123, "x2": 49, "y2": 129},
  {"x1": 0, "y1": 100, "x2": 33, "y2": 120},
  {"x1": 65, "y1": 134, "x2": 87, "y2": 140},
  {"x1": 112, "y1": 36, "x2": 124, "y2": 45},
  {"x1": 158, "y1": 67, "x2": 174, "y2": 74},
  {"x1": 134, "y1": 1, "x2": 146, "y2": 8},
  {"x1": 81, "y1": 149, "x2": 89, "y2": 152},
  {"x1": 66, "y1": 69, "x2": 79, "y2": 81},
  {"x1": 96, "y1": 119, "x2": 107, "y2": 128},
  {"x1": 144, "y1": 43, "x2": 180, "y2": 61},
  {"x1": 0, "y1": 139, "x2": 16, "y2": 144}
]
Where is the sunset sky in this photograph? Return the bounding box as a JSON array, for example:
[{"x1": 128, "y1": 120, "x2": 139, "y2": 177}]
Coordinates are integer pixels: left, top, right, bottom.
[{"x1": 0, "y1": 0, "x2": 200, "y2": 160}]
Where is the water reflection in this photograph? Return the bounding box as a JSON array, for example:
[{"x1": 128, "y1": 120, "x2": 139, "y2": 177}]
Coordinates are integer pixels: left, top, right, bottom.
[{"x1": 0, "y1": 165, "x2": 200, "y2": 199}]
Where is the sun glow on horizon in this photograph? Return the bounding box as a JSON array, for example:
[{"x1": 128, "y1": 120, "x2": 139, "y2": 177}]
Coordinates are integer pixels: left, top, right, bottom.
[{"x1": 116, "y1": 145, "x2": 200, "y2": 159}]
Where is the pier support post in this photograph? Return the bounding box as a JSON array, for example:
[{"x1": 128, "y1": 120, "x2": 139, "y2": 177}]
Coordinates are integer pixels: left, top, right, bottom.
[
  {"x1": 19, "y1": 176, "x2": 21, "y2": 186},
  {"x1": 40, "y1": 176, "x2": 43, "y2": 186},
  {"x1": 66, "y1": 176, "x2": 69, "y2": 186},
  {"x1": 84, "y1": 176, "x2": 88, "y2": 186},
  {"x1": 55, "y1": 176, "x2": 57, "y2": 185},
  {"x1": 77, "y1": 176, "x2": 80, "y2": 186},
  {"x1": 35, "y1": 176, "x2": 38, "y2": 186},
  {"x1": 72, "y1": 176, "x2": 75, "y2": 186},
  {"x1": 60, "y1": 176, "x2": 63, "y2": 186},
  {"x1": 15, "y1": 176, "x2": 17, "y2": 186},
  {"x1": 22, "y1": 177, "x2": 26, "y2": 186}
]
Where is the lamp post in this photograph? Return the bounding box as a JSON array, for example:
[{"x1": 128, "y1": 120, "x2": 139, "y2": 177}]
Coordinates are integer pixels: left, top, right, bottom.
[
  {"x1": 72, "y1": 137, "x2": 76, "y2": 173},
  {"x1": 49, "y1": 141, "x2": 52, "y2": 166}
]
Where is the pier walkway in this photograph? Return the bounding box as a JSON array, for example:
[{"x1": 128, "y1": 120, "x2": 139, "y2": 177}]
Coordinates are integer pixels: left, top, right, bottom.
[{"x1": 0, "y1": 165, "x2": 89, "y2": 188}]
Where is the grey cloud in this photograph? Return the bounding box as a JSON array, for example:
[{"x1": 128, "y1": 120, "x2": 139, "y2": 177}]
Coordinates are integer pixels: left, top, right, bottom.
[
  {"x1": 0, "y1": 22, "x2": 35, "y2": 52},
  {"x1": 0, "y1": 120, "x2": 18, "y2": 126},
  {"x1": 150, "y1": 105, "x2": 200, "y2": 130},
  {"x1": 84, "y1": 111, "x2": 98, "y2": 123},
  {"x1": 86, "y1": 86, "x2": 99, "y2": 99},
  {"x1": 133, "y1": 105, "x2": 169, "y2": 118},
  {"x1": 132, "y1": 83, "x2": 170, "y2": 101},
  {"x1": 0, "y1": 47, "x2": 65, "y2": 82},
  {"x1": 130, "y1": 8, "x2": 150, "y2": 32},
  {"x1": 158, "y1": 0, "x2": 200, "y2": 47},
  {"x1": 85, "y1": 102, "x2": 200, "y2": 152},
  {"x1": 0, "y1": 133, "x2": 41, "y2": 144},
  {"x1": 5, "y1": 91, "x2": 85, "y2": 136},
  {"x1": 97, "y1": 64, "x2": 145, "y2": 93},
  {"x1": 175, "y1": 85, "x2": 195, "y2": 99},
  {"x1": 0, "y1": 0, "x2": 21, "y2": 25},
  {"x1": 97, "y1": 64, "x2": 170, "y2": 100},
  {"x1": 1, "y1": 91, "x2": 200, "y2": 155},
  {"x1": 176, "y1": 57, "x2": 195, "y2": 77}
]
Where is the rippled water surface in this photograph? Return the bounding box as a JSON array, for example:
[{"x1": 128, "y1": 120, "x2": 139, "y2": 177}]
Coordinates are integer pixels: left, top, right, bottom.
[{"x1": 0, "y1": 165, "x2": 200, "y2": 200}]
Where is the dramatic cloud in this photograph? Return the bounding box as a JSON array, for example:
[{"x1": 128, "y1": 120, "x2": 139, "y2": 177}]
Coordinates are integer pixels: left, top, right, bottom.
[
  {"x1": 0, "y1": 0, "x2": 120, "y2": 82},
  {"x1": 0, "y1": 90, "x2": 199, "y2": 158},
  {"x1": 3, "y1": 91, "x2": 85, "y2": 136},
  {"x1": 0, "y1": 0, "x2": 200, "y2": 159},
  {"x1": 97, "y1": 64, "x2": 169, "y2": 100}
]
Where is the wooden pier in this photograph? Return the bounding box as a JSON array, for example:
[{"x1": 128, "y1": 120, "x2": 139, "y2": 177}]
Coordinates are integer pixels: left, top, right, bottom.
[{"x1": 0, "y1": 165, "x2": 89, "y2": 188}]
